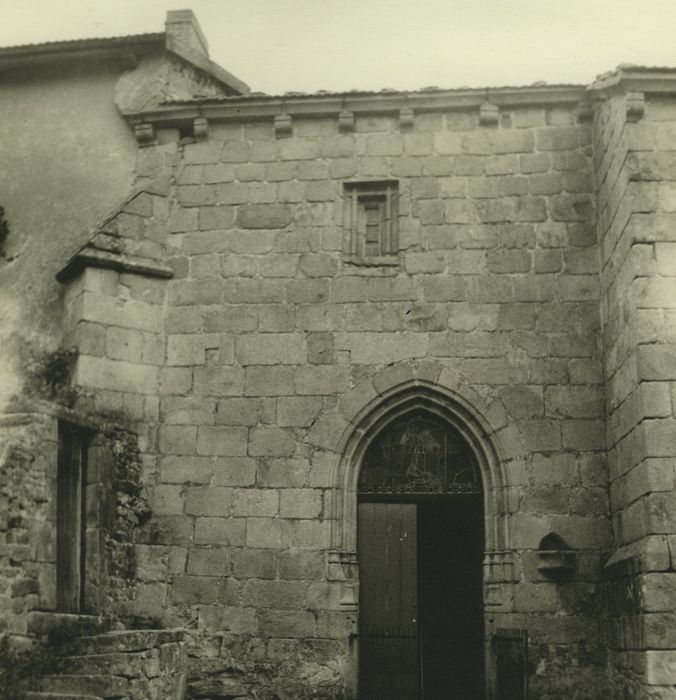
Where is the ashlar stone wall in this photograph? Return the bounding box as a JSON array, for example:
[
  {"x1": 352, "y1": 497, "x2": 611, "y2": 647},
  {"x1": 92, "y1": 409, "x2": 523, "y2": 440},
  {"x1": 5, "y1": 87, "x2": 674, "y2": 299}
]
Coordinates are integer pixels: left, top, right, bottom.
[{"x1": 63, "y1": 96, "x2": 616, "y2": 698}]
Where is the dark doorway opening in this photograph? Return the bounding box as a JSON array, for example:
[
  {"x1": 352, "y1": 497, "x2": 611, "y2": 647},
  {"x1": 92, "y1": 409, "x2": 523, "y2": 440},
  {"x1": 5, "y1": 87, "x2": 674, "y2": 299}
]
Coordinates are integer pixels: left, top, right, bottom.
[
  {"x1": 418, "y1": 497, "x2": 485, "y2": 699},
  {"x1": 356, "y1": 412, "x2": 485, "y2": 700}
]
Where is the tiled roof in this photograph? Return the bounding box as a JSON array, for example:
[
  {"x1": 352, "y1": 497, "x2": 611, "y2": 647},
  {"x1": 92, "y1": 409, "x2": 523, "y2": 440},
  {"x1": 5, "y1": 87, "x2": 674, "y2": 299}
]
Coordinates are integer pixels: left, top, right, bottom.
[
  {"x1": 160, "y1": 82, "x2": 587, "y2": 105},
  {"x1": 0, "y1": 32, "x2": 164, "y2": 56}
]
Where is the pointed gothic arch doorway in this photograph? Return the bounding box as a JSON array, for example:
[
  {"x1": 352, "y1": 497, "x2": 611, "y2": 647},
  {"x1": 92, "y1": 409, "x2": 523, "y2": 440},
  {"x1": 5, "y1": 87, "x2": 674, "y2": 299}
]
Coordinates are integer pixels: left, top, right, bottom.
[{"x1": 357, "y1": 410, "x2": 485, "y2": 699}]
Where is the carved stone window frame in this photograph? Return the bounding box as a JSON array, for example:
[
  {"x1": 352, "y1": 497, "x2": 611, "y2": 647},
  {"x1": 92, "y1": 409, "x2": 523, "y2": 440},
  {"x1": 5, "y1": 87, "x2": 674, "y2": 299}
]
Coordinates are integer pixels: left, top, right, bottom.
[{"x1": 342, "y1": 180, "x2": 399, "y2": 265}]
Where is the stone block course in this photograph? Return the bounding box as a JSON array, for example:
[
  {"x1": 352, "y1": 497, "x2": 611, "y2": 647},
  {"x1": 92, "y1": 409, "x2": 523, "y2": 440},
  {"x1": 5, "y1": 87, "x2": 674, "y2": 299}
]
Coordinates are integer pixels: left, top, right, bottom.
[
  {"x1": 186, "y1": 487, "x2": 233, "y2": 517},
  {"x1": 160, "y1": 456, "x2": 213, "y2": 484},
  {"x1": 249, "y1": 427, "x2": 296, "y2": 457},
  {"x1": 223, "y1": 279, "x2": 285, "y2": 304},
  {"x1": 153, "y1": 484, "x2": 184, "y2": 515},
  {"x1": 236, "y1": 333, "x2": 305, "y2": 365},
  {"x1": 295, "y1": 366, "x2": 349, "y2": 395},
  {"x1": 257, "y1": 458, "x2": 309, "y2": 488},
  {"x1": 170, "y1": 575, "x2": 219, "y2": 604},
  {"x1": 106, "y1": 326, "x2": 144, "y2": 363},
  {"x1": 159, "y1": 426, "x2": 197, "y2": 455},
  {"x1": 258, "y1": 304, "x2": 296, "y2": 331},
  {"x1": 286, "y1": 279, "x2": 329, "y2": 303},
  {"x1": 257, "y1": 610, "x2": 316, "y2": 638},
  {"x1": 194, "y1": 517, "x2": 245, "y2": 545},
  {"x1": 338, "y1": 331, "x2": 429, "y2": 364},
  {"x1": 215, "y1": 398, "x2": 260, "y2": 426},
  {"x1": 279, "y1": 489, "x2": 323, "y2": 519},
  {"x1": 245, "y1": 366, "x2": 295, "y2": 396},
  {"x1": 278, "y1": 396, "x2": 322, "y2": 427},
  {"x1": 187, "y1": 547, "x2": 229, "y2": 576},
  {"x1": 212, "y1": 457, "x2": 257, "y2": 486},
  {"x1": 193, "y1": 366, "x2": 244, "y2": 396},
  {"x1": 197, "y1": 426, "x2": 248, "y2": 456},
  {"x1": 170, "y1": 279, "x2": 223, "y2": 306},
  {"x1": 237, "y1": 204, "x2": 294, "y2": 229},
  {"x1": 231, "y1": 488, "x2": 279, "y2": 517}
]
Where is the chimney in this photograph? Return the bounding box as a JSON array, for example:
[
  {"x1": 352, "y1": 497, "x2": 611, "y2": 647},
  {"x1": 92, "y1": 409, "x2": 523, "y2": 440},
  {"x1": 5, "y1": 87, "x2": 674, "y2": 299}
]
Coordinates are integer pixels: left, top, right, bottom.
[{"x1": 165, "y1": 9, "x2": 209, "y2": 57}]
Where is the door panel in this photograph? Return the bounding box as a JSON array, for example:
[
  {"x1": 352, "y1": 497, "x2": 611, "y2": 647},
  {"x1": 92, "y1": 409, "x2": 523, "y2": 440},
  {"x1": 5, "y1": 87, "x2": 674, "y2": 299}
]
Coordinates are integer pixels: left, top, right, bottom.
[
  {"x1": 56, "y1": 427, "x2": 86, "y2": 612},
  {"x1": 358, "y1": 502, "x2": 419, "y2": 699}
]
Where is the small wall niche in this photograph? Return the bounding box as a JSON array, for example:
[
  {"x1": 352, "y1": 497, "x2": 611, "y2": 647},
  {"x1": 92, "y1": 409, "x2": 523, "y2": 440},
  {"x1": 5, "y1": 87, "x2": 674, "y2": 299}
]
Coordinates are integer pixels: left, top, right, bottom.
[{"x1": 535, "y1": 533, "x2": 576, "y2": 579}]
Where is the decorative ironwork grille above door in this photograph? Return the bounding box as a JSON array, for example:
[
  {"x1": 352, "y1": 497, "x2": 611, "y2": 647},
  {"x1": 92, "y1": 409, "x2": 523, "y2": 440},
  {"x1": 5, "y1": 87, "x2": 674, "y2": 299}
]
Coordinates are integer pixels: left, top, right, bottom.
[{"x1": 358, "y1": 414, "x2": 481, "y2": 496}]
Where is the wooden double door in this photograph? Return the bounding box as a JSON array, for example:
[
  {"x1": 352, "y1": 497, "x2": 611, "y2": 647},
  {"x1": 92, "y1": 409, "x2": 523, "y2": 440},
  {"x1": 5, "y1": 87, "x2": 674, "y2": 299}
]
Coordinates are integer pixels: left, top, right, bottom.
[{"x1": 358, "y1": 497, "x2": 485, "y2": 699}]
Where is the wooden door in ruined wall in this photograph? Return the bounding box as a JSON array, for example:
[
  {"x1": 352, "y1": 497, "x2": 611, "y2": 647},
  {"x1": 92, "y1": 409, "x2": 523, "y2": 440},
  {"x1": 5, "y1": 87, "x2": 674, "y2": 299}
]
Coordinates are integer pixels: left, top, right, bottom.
[
  {"x1": 357, "y1": 414, "x2": 485, "y2": 699},
  {"x1": 56, "y1": 423, "x2": 88, "y2": 612}
]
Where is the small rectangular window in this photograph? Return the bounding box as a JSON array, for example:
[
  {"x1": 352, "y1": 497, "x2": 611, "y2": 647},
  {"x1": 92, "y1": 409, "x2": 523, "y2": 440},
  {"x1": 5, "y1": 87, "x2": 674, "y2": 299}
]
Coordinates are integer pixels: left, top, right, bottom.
[{"x1": 343, "y1": 181, "x2": 399, "y2": 263}]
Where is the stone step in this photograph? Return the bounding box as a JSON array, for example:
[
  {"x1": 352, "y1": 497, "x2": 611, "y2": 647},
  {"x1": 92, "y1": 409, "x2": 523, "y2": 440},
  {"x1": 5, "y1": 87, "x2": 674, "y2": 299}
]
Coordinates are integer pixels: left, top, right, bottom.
[
  {"x1": 63, "y1": 648, "x2": 160, "y2": 678},
  {"x1": 38, "y1": 675, "x2": 128, "y2": 698},
  {"x1": 73, "y1": 628, "x2": 184, "y2": 655},
  {"x1": 25, "y1": 693, "x2": 103, "y2": 700},
  {"x1": 27, "y1": 611, "x2": 107, "y2": 638}
]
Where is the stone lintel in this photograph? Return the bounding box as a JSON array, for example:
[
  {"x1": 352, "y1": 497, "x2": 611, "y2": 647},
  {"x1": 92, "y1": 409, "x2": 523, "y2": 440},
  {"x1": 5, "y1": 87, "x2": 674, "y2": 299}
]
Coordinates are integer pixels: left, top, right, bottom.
[{"x1": 0, "y1": 402, "x2": 120, "y2": 434}]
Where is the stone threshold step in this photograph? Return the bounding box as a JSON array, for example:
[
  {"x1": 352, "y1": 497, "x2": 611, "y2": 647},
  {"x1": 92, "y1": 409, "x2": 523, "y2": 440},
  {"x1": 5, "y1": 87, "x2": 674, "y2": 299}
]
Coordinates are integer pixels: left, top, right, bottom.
[
  {"x1": 38, "y1": 675, "x2": 127, "y2": 698},
  {"x1": 73, "y1": 628, "x2": 184, "y2": 655},
  {"x1": 27, "y1": 611, "x2": 107, "y2": 636},
  {"x1": 25, "y1": 693, "x2": 103, "y2": 700}
]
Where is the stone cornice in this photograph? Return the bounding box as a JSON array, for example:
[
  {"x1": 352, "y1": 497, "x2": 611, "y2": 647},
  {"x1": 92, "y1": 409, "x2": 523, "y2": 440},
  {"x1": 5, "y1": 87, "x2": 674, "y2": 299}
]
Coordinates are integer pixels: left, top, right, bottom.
[
  {"x1": 56, "y1": 248, "x2": 174, "y2": 284},
  {"x1": 126, "y1": 84, "x2": 591, "y2": 127},
  {"x1": 587, "y1": 66, "x2": 676, "y2": 97}
]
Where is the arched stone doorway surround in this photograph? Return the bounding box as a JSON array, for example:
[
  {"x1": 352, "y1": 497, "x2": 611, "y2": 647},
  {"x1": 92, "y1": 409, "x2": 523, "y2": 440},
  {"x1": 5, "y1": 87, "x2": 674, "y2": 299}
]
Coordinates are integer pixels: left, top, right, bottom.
[{"x1": 306, "y1": 360, "x2": 527, "y2": 697}]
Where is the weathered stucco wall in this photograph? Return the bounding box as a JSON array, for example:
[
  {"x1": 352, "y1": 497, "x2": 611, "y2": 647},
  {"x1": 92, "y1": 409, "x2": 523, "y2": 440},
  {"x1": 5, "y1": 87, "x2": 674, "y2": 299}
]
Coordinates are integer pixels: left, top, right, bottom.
[
  {"x1": 0, "y1": 60, "x2": 137, "y2": 341},
  {"x1": 60, "y1": 101, "x2": 618, "y2": 698}
]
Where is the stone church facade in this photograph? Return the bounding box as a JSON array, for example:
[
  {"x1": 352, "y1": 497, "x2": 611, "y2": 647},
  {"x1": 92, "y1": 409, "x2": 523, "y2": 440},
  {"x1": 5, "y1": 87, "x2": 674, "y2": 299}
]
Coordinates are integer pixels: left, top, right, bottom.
[{"x1": 1, "y1": 10, "x2": 675, "y2": 700}]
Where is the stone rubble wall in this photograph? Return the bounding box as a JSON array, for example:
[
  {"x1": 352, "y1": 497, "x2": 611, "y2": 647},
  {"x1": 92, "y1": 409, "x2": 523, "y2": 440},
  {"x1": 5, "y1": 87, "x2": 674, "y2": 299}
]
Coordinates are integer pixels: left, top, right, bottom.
[{"x1": 0, "y1": 413, "x2": 58, "y2": 635}]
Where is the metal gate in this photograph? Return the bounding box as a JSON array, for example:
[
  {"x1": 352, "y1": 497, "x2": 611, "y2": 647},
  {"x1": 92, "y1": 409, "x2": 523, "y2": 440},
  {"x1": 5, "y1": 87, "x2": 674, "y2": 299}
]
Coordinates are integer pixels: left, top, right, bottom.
[{"x1": 493, "y1": 628, "x2": 528, "y2": 700}]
